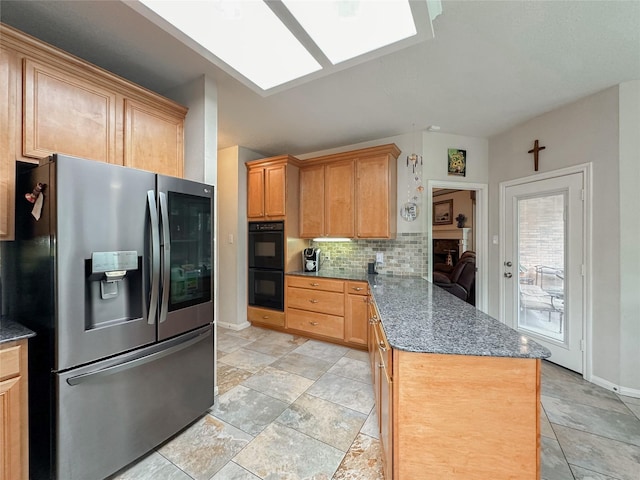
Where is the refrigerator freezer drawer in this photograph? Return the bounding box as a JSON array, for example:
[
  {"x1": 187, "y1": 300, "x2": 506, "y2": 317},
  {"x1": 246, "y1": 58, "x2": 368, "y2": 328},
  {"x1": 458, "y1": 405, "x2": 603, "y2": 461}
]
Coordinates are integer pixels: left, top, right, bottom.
[{"x1": 54, "y1": 325, "x2": 214, "y2": 480}]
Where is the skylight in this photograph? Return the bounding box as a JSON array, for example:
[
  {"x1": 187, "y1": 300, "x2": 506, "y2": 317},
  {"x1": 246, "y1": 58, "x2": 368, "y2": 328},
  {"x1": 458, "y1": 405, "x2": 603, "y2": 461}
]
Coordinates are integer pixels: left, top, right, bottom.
[
  {"x1": 135, "y1": 0, "x2": 439, "y2": 93},
  {"x1": 139, "y1": 0, "x2": 322, "y2": 90},
  {"x1": 281, "y1": 0, "x2": 417, "y2": 65}
]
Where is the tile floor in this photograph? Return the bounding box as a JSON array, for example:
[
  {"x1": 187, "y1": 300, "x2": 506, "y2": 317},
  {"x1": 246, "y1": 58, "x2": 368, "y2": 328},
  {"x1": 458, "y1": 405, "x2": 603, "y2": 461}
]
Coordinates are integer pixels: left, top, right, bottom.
[{"x1": 111, "y1": 325, "x2": 640, "y2": 480}]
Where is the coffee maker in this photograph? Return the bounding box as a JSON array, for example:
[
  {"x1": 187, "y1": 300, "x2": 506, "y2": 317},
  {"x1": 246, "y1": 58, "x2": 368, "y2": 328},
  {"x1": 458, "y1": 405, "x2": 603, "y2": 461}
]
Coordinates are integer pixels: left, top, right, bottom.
[{"x1": 302, "y1": 248, "x2": 321, "y2": 272}]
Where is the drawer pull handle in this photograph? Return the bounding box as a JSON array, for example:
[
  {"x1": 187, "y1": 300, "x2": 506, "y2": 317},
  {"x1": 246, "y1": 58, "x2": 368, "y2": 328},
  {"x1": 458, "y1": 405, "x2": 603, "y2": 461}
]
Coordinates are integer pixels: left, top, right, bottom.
[
  {"x1": 353, "y1": 287, "x2": 363, "y2": 291},
  {"x1": 379, "y1": 341, "x2": 388, "y2": 352},
  {"x1": 378, "y1": 363, "x2": 385, "y2": 369},
  {"x1": 369, "y1": 318, "x2": 378, "y2": 325},
  {"x1": 309, "y1": 299, "x2": 319, "y2": 303},
  {"x1": 310, "y1": 282, "x2": 320, "y2": 286},
  {"x1": 309, "y1": 321, "x2": 319, "y2": 326},
  {"x1": 262, "y1": 315, "x2": 270, "y2": 319}
]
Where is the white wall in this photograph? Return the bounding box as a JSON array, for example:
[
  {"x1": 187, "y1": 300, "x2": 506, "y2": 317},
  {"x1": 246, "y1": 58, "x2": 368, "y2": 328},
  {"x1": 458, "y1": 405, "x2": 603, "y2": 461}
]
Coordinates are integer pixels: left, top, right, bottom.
[
  {"x1": 217, "y1": 146, "x2": 265, "y2": 329},
  {"x1": 165, "y1": 75, "x2": 218, "y2": 185},
  {"x1": 488, "y1": 85, "x2": 638, "y2": 392},
  {"x1": 618, "y1": 80, "x2": 640, "y2": 395}
]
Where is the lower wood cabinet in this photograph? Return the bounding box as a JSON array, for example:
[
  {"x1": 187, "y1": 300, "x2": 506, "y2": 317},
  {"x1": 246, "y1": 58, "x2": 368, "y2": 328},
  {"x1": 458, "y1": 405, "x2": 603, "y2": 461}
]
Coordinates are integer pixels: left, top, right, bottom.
[
  {"x1": 0, "y1": 339, "x2": 29, "y2": 480},
  {"x1": 246, "y1": 275, "x2": 369, "y2": 349},
  {"x1": 247, "y1": 305, "x2": 285, "y2": 328},
  {"x1": 367, "y1": 296, "x2": 542, "y2": 479}
]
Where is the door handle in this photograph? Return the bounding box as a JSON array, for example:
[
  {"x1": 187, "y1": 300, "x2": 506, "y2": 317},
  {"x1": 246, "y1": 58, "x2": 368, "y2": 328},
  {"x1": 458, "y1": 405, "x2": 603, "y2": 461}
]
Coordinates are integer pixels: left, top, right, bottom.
[
  {"x1": 158, "y1": 192, "x2": 170, "y2": 324},
  {"x1": 67, "y1": 328, "x2": 211, "y2": 386},
  {"x1": 504, "y1": 272, "x2": 513, "y2": 278},
  {"x1": 147, "y1": 191, "x2": 160, "y2": 325}
]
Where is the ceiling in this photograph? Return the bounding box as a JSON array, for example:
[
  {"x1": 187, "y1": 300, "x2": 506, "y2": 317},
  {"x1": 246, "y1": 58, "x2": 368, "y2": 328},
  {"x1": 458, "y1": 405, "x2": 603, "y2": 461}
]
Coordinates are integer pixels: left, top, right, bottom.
[{"x1": 1, "y1": 1, "x2": 639, "y2": 157}]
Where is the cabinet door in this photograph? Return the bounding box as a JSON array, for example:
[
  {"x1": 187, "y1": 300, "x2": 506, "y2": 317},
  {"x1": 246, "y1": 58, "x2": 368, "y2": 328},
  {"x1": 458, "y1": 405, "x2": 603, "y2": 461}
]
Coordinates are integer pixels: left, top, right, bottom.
[
  {"x1": 0, "y1": 376, "x2": 22, "y2": 480},
  {"x1": 247, "y1": 167, "x2": 265, "y2": 219},
  {"x1": 23, "y1": 58, "x2": 117, "y2": 163},
  {"x1": 325, "y1": 160, "x2": 355, "y2": 237},
  {"x1": 379, "y1": 350, "x2": 393, "y2": 480},
  {"x1": 345, "y1": 293, "x2": 368, "y2": 346},
  {"x1": 356, "y1": 155, "x2": 395, "y2": 238},
  {"x1": 299, "y1": 165, "x2": 325, "y2": 238},
  {"x1": 124, "y1": 99, "x2": 184, "y2": 177},
  {"x1": 264, "y1": 164, "x2": 286, "y2": 217},
  {"x1": 0, "y1": 48, "x2": 17, "y2": 240}
]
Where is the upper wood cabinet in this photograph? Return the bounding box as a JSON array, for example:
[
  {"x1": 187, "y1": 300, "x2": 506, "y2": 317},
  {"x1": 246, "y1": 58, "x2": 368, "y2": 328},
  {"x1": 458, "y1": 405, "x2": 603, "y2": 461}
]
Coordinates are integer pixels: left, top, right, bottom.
[
  {"x1": 246, "y1": 156, "x2": 299, "y2": 221},
  {"x1": 0, "y1": 47, "x2": 17, "y2": 241},
  {"x1": 299, "y1": 160, "x2": 355, "y2": 238},
  {"x1": 0, "y1": 23, "x2": 188, "y2": 240},
  {"x1": 124, "y1": 99, "x2": 184, "y2": 177},
  {"x1": 23, "y1": 58, "x2": 117, "y2": 163},
  {"x1": 299, "y1": 144, "x2": 400, "y2": 239},
  {"x1": 356, "y1": 153, "x2": 397, "y2": 239}
]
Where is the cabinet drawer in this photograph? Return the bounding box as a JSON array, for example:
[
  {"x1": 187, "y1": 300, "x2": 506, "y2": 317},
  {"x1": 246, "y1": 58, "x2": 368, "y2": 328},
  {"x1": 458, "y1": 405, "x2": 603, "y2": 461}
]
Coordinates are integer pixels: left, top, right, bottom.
[
  {"x1": 287, "y1": 286, "x2": 344, "y2": 316},
  {"x1": 346, "y1": 281, "x2": 368, "y2": 295},
  {"x1": 287, "y1": 309, "x2": 344, "y2": 340},
  {"x1": 0, "y1": 344, "x2": 21, "y2": 379},
  {"x1": 247, "y1": 306, "x2": 285, "y2": 327},
  {"x1": 287, "y1": 275, "x2": 344, "y2": 293}
]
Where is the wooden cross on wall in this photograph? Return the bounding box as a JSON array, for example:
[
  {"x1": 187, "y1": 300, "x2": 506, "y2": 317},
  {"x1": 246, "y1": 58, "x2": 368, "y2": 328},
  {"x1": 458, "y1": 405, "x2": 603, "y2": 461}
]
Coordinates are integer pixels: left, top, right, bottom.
[{"x1": 528, "y1": 139, "x2": 546, "y2": 171}]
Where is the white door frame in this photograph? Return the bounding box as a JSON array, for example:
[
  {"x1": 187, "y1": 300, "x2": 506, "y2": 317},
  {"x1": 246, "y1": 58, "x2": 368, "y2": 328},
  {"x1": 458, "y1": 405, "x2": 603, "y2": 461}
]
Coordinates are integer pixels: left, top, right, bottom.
[
  {"x1": 427, "y1": 180, "x2": 489, "y2": 313},
  {"x1": 499, "y1": 163, "x2": 592, "y2": 380}
]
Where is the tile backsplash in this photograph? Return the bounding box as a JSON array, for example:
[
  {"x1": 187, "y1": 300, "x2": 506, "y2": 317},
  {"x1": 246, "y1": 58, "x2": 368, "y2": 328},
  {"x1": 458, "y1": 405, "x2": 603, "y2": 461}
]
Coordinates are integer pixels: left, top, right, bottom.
[{"x1": 311, "y1": 233, "x2": 427, "y2": 277}]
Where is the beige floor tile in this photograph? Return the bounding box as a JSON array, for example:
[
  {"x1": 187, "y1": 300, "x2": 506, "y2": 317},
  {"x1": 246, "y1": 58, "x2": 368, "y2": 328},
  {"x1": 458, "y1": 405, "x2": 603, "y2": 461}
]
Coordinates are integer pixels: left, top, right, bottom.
[
  {"x1": 216, "y1": 363, "x2": 254, "y2": 396},
  {"x1": 218, "y1": 348, "x2": 278, "y2": 373},
  {"x1": 276, "y1": 393, "x2": 367, "y2": 451},
  {"x1": 233, "y1": 423, "x2": 344, "y2": 479},
  {"x1": 332, "y1": 433, "x2": 384, "y2": 480},
  {"x1": 158, "y1": 415, "x2": 252, "y2": 480},
  {"x1": 110, "y1": 451, "x2": 191, "y2": 480}
]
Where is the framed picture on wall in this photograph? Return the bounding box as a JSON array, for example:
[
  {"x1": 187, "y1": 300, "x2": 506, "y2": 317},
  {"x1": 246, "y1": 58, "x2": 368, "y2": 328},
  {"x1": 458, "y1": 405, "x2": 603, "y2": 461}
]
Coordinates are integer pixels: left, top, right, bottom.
[
  {"x1": 433, "y1": 199, "x2": 453, "y2": 225},
  {"x1": 448, "y1": 148, "x2": 467, "y2": 176}
]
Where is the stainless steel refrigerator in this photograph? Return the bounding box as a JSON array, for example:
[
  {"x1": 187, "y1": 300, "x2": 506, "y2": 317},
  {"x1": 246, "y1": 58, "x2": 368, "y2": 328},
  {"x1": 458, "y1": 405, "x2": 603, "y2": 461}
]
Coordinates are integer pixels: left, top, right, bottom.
[{"x1": 10, "y1": 154, "x2": 215, "y2": 480}]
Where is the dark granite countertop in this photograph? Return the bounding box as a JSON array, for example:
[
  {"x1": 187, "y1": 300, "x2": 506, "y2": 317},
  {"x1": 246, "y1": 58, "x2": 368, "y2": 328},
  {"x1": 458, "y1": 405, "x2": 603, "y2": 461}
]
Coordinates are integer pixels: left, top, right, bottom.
[
  {"x1": 0, "y1": 317, "x2": 36, "y2": 344},
  {"x1": 286, "y1": 271, "x2": 551, "y2": 359}
]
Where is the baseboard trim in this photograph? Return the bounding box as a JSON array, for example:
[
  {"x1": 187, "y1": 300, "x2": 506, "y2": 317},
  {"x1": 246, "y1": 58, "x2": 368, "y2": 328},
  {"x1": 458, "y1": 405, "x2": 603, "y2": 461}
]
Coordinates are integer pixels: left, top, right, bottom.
[
  {"x1": 217, "y1": 320, "x2": 251, "y2": 331},
  {"x1": 590, "y1": 374, "x2": 640, "y2": 399}
]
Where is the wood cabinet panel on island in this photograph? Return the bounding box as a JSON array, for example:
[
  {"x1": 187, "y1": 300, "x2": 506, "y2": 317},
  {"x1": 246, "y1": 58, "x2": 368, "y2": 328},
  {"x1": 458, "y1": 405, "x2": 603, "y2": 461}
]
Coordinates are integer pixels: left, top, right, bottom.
[
  {"x1": 0, "y1": 339, "x2": 29, "y2": 480},
  {"x1": 299, "y1": 144, "x2": 399, "y2": 239},
  {"x1": 0, "y1": 23, "x2": 188, "y2": 240}
]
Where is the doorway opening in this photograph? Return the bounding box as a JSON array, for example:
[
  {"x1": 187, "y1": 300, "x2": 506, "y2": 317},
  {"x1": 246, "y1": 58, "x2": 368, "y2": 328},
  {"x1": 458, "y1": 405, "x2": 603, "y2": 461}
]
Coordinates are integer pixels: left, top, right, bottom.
[{"x1": 427, "y1": 181, "x2": 488, "y2": 313}]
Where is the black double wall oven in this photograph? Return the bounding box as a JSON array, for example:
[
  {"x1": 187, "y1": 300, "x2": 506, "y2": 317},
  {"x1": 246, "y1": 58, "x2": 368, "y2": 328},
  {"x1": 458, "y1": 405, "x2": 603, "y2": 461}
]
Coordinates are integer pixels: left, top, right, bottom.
[{"x1": 248, "y1": 221, "x2": 285, "y2": 311}]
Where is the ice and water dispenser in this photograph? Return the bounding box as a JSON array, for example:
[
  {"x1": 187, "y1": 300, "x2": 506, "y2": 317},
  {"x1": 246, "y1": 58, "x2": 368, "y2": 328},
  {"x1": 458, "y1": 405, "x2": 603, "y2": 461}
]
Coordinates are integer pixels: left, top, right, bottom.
[{"x1": 86, "y1": 251, "x2": 142, "y2": 328}]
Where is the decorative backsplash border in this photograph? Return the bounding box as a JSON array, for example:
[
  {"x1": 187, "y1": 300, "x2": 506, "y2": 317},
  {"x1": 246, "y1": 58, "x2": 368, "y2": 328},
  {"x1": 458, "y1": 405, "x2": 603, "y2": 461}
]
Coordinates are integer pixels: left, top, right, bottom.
[{"x1": 310, "y1": 233, "x2": 428, "y2": 277}]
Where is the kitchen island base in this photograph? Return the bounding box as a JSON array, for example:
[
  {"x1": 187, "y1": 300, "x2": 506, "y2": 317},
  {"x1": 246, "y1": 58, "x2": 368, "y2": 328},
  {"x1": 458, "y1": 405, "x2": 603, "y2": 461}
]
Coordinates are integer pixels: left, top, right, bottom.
[{"x1": 392, "y1": 351, "x2": 541, "y2": 479}]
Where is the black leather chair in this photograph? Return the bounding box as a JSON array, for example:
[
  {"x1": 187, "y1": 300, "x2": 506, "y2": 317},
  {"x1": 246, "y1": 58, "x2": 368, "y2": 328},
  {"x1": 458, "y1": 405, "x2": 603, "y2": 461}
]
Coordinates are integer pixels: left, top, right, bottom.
[{"x1": 432, "y1": 253, "x2": 476, "y2": 305}]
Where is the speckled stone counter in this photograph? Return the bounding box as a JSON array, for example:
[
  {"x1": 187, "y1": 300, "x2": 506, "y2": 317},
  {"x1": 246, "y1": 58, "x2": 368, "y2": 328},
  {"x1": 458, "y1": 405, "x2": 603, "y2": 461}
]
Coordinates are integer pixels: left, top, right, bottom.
[
  {"x1": 287, "y1": 271, "x2": 550, "y2": 359},
  {"x1": 288, "y1": 268, "x2": 370, "y2": 282},
  {"x1": 0, "y1": 317, "x2": 36, "y2": 344}
]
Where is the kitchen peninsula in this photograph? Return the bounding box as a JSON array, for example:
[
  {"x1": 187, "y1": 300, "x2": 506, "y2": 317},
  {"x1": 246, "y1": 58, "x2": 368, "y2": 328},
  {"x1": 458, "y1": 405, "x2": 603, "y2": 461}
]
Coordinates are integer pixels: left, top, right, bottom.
[{"x1": 288, "y1": 270, "x2": 550, "y2": 479}]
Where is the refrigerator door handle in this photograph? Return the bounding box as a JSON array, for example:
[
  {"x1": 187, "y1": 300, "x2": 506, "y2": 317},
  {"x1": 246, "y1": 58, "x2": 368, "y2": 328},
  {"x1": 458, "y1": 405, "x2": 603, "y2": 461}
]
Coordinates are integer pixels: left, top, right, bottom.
[
  {"x1": 66, "y1": 328, "x2": 211, "y2": 386},
  {"x1": 148, "y1": 190, "x2": 160, "y2": 325},
  {"x1": 159, "y1": 191, "x2": 171, "y2": 324}
]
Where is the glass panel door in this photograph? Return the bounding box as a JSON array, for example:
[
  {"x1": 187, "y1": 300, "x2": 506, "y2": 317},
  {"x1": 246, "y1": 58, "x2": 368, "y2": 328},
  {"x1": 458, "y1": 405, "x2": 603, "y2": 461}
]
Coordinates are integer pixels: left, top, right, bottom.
[
  {"x1": 503, "y1": 171, "x2": 584, "y2": 373},
  {"x1": 517, "y1": 194, "x2": 566, "y2": 342},
  {"x1": 168, "y1": 191, "x2": 212, "y2": 311}
]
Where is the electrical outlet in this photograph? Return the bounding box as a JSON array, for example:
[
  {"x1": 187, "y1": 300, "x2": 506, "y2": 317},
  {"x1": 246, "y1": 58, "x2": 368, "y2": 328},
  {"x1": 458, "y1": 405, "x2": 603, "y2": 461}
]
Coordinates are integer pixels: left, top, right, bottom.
[
  {"x1": 376, "y1": 252, "x2": 384, "y2": 263},
  {"x1": 325, "y1": 252, "x2": 331, "y2": 261}
]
